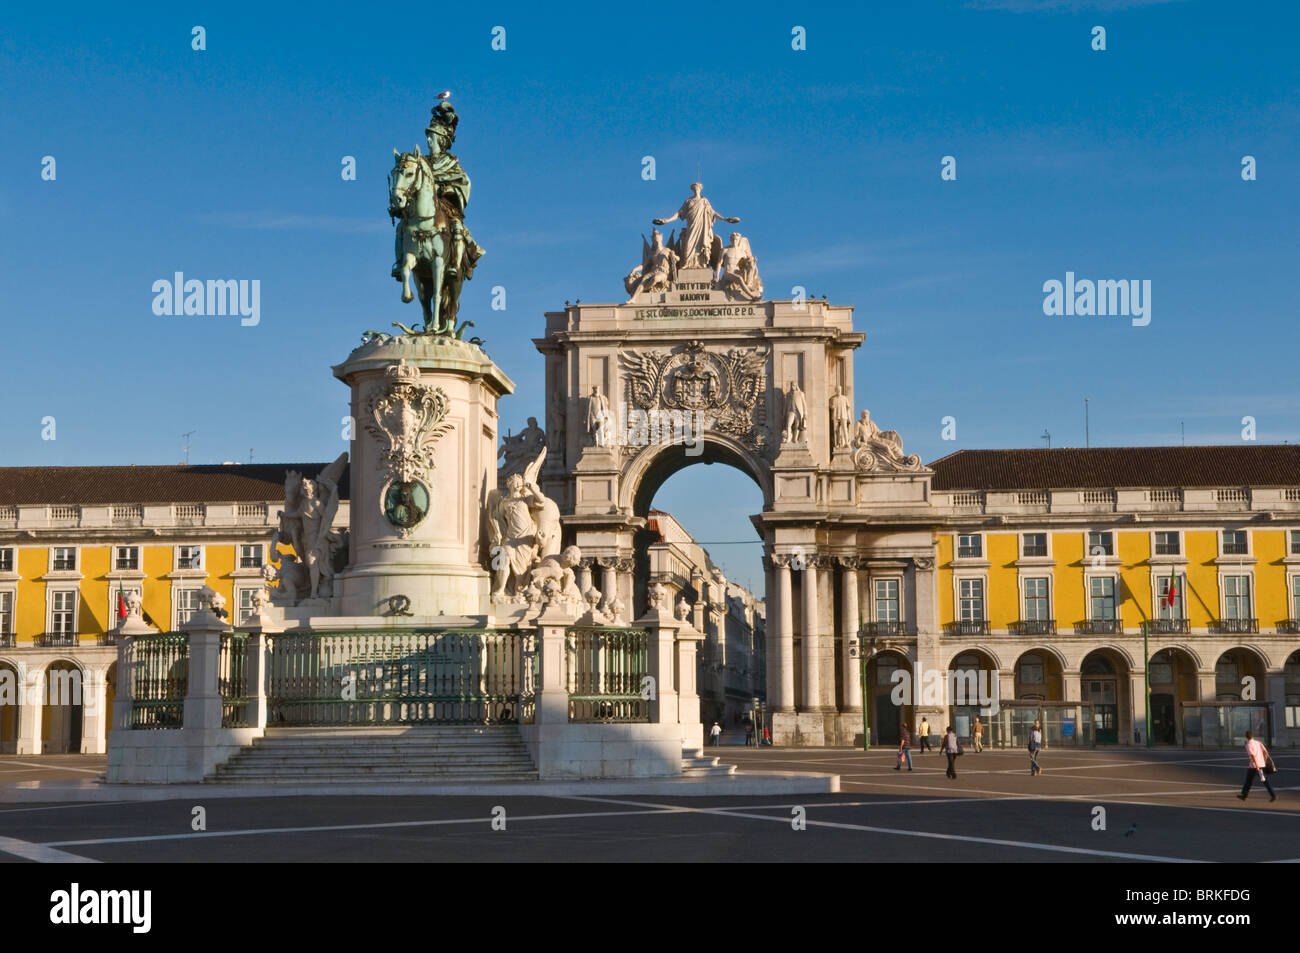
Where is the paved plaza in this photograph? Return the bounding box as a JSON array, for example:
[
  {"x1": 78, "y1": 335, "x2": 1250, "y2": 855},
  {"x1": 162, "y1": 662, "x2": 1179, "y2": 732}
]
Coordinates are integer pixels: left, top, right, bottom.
[{"x1": 0, "y1": 747, "x2": 1294, "y2": 863}]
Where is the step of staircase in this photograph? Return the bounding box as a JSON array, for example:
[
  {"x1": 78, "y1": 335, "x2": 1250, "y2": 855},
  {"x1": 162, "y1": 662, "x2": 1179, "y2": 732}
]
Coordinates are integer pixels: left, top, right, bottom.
[
  {"x1": 682, "y1": 748, "x2": 738, "y2": 778},
  {"x1": 207, "y1": 726, "x2": 538, "y2": 784}
]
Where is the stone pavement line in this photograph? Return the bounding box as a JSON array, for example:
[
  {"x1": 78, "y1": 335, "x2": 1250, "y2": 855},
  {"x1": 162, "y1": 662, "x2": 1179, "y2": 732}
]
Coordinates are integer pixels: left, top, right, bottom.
[
  {"x1": 0, "y1": 835, "x2": 100, "y2": 863},
  {"x1": 559, "y1": 795, "x2": 1207, "y2": 863},
  {"x1": 0, "y1": 760, "x2": 104, "y2": 775},
  {"x1": 41, "y1": 807, "x2": 685, "y2": 849},
  {"x1": 0, "y1": 803, "x2": 128, "y2": 815}
]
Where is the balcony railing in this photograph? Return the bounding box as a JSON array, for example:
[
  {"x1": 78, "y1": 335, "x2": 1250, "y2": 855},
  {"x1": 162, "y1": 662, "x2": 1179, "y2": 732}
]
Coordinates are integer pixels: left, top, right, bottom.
[
  {"x1": 37, "y1": 632, "x2": 79, "y2": 647},
  {"x1": 1278, "y1": 619, "x2": 1300, "y2": 635},
  {"x1": 98, "y1": 632, "x2": 118, "y2": 646},
  {"x1": 1215, "y1": 618, "x2": 1258, "y2": 634},
  {"x1": 0, "y1": 634, "x2": 14, "y2": 648},
  {"x1": 1075, "y1": 619, "x2": 1122, "y2": 635},
  {"x1": 863, "y1": 621, "x2": 906, "y2": 637},
  {"x1": 946, "y1": 620, "x2": 989, "y2": 636},
  {"x1": 1011, "y1": 619, "x2": 1056, "y2": 636},
  {"x1": 1144, "y1": 619, "x2": 1190, "y2": 635}
]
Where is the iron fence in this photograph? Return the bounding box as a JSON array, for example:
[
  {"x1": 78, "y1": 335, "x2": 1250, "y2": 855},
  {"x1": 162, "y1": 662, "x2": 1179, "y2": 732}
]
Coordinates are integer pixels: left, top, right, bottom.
[
  {"x1": 264, "y1": 630, "x2": 533, "y2": 726},
  {"x1": 219, "y1": 633, "x2": 252, "y2": 727},
  {"x1": 128, "y1": 633, "x2": 188, "y2": 729},
  {"x1": 567, "y1": 626, "x2": 651, "y2": 723}
]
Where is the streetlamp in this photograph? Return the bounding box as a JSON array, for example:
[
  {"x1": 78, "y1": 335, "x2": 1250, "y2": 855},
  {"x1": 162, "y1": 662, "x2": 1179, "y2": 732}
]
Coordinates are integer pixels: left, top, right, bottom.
[{"x1": 850, "y1": 626, "x2": 878, "y2": 752}]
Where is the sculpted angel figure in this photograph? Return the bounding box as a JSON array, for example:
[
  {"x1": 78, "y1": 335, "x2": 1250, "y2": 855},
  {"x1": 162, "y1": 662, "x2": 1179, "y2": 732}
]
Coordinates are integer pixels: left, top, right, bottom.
[
  {"x1": 653, "y1": 183, "x2": 740, "y2": 269},
  {"x1": 624, "y1": 228, "x2": 680, "y2": 296},
  {"x1": 486, "y1": 448, "x2": 561, "y2": 600},
  {"x1": 714, "y1": 232, "x2": 762, "y2": 300}
]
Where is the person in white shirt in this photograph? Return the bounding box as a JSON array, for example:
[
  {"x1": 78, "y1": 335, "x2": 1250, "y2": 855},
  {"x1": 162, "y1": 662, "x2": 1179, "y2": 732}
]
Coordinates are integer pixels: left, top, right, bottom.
[
  {"x1": 1028, "y1": 721, "x2": 1044, "y2": 776},
  {"x1": 709, "y1": 722, "x2": 722, "y2": 746},
  {"x1": 1238, "y1": 730, "x2": 1277, "y2": 802},
  {"x1": 943, "y1": 726, "x2": 960, "y2": 779}
]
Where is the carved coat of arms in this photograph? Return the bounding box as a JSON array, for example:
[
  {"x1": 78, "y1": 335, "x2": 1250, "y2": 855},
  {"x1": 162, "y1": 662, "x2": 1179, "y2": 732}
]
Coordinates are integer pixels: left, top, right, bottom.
[
  {"x1": 621, "y1": 340, "x2": 770, "y2": 451},
  {"x1": 363, "y1": 361, "x2": 454, "y2": 534}
]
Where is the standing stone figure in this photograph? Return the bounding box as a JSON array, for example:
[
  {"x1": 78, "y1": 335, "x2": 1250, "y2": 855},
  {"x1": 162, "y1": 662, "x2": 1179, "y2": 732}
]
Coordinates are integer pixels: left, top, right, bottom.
[
  {"x1": 830, "y1": 386, "x2": 853, "y2": 450},
  {"x1": 653, "y1": 183, "x2": 740, "y2": 269},
  {"x1": 586, "y1": 385, "x2": 613, "y2": 447},
  {"x1": 781, "y1": 382, "x2": 807, "y2": 444},
  {"x1": 485, "y1": 449, "x2": 561, "y2": 602}
]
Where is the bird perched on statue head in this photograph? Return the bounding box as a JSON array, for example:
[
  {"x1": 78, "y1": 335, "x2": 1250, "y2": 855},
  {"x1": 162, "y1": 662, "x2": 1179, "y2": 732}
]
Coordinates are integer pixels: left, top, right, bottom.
[{"x1": 437, "y1": 90, "x2": 452, "y2": 101}]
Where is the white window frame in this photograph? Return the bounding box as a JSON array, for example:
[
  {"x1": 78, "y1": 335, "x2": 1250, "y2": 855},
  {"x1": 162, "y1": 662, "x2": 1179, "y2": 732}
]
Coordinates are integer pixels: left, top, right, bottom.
[
  {"x1": 1220, "y1": 529, "x2": 1251, "y2": 558},
  {"x1": 113, "y1": 544, "x2": 141, "y2": 572},
  {"x1": 238, "y1": 544, "x2": 264, "y2": 570},
  {"x1": 1020, "y1": 532, "x2": 1050, "y2": 559},
  {"x1": 872, "y1": 576, "x2": 902, "y2": 625},
  {"x1": 1154, "y1": 572, "x2": 1187, "y2": 621},
  {"x1": 1290, "y1": 573, "x2": 1300, "y2": 621},
  {"x1": 173, "y1": 586, "x2": 204, "y2": 630},
  {"x1": 1151, "y1": 529, "x2": 1182, "y2": 557},
  {"x1": 1086, "y1": 529, "x2": 1115, "y2": 558},
  {"x1": 236, "y1": 587, "x2": 260, "y2": 624},
  {"x1": 175, "y1": 545, "x2": 205, "y2": 572},
  {"x1": 1085, "y1": 572, "x2": 1119, "y2": 621},
  {"x1": 955, "y1": 575, "x2": 987, "y2": 623},
  {"x1": 0, "y1": 588, "x2": 14, "y2": 635},
  {"x1": 1021, "y1": 575, "x2": 1052, "y2": 622},
  {"x1": 47, "y1": 588, "x2": 79, "y2": 637},
  {"x1": 1290, "y1": 530, "x2": 1300, "y2": 556},
  {"x1": 1219, "y1": 571, "x2": 1254, "y2": 621},
  {"x1": 955, "y1": 533, "x2": 984, "y2": 560},
  {"x1": 0, "y1": 547, "x2": 14, "y2": 574},
  {"x1": 49, "y1": 546, "x2": 78, "y2": 573}
]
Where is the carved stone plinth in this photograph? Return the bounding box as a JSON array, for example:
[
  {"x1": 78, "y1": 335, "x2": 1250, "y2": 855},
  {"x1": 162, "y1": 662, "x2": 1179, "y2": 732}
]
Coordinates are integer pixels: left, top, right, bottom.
[{"x1": 331, "y1": 333, "x2": 514, "y2": 619}]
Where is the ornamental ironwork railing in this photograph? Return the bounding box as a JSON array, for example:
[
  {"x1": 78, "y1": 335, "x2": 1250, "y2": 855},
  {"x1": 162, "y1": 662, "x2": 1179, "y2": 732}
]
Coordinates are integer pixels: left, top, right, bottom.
[
  {"x1": 1278, "y1": 619, "x2": 1300, "y2": 635},
  {"x1": 1144, "y1": 619, "x2": 1190, "y2": 635},
  {"x1": 945, "y1": 620, "x2": 988, "y2": 636},
  {"x1": 863, "y1": 621, "x2": 907, "y2": 637},
  {"x1": 567, "y1": 626, "x2": 651, "y2": 723},
  {"x1": 219, "y1": 632, "x2": 252, "y2": 728},
  {"x1": 128, "y1": 633, "x2": 189, "y2": 729},
  {"x1": 1011, "y1": 619, "x2": 1056, "y2": 636},
  {"x1": 1075, "y1": 619, "x2": 1122, "y2": 635},
  {"x1": 1215, "y1": 618, "x2": 1258, "y2": 634},
  {"x1": 264, "y1": 630, "x2": 533, "y2": 726}
]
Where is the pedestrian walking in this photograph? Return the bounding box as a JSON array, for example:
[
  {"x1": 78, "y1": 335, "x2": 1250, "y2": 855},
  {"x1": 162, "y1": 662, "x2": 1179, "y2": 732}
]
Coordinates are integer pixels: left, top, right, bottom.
[
  {"x1": 762, "y1": 726, "x2": 772, "y2": 746},
  {"x1": 744, "y1": 718, "x2": 755, "y2": 747},
  {"x1": 973, "y1": 717, "x2": 984, "y2": 753},
  {"x1": 894, "y1": 723, "x2": 914, "y2": 771},
  {"x1": 943, "y1": 725, "x2": 961, "y2": 778},
  {"x1": 1028, "y1": 720, "x2": 1044, "y2": 775},
  {"x1": 1237, "y1": 730, "x2": 1278, "y2": 802},
  {"x1": 709, "y1": 721, "x2": 722, "y2": 746},
  {"x1": 919, "y1": 717, "x2": 932, "y2": 753}
]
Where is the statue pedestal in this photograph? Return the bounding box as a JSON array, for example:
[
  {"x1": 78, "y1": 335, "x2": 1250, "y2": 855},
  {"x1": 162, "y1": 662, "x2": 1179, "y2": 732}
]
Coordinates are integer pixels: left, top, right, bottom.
[{"x1": 331, "y1": 334, "x2": 515, "y2": 619}]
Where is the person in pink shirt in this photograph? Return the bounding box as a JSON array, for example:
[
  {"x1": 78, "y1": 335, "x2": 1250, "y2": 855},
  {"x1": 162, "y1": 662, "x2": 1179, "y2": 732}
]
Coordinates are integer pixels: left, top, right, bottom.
[{"x1": 1237, "y1": 730, "x2": 1277, "y2": 802}]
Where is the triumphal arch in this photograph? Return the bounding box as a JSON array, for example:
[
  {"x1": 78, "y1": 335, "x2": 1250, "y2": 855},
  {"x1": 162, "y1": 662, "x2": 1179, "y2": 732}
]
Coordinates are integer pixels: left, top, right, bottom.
[{"x1": 530, "y1": 185, "x2": 941, "y2": 745}]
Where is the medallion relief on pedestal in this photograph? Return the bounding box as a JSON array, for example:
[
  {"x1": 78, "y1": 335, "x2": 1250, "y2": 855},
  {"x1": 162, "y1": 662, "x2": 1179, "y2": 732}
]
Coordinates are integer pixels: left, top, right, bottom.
[{"x1": 364, "y1": 360, "x2": 454, "y2": 535}]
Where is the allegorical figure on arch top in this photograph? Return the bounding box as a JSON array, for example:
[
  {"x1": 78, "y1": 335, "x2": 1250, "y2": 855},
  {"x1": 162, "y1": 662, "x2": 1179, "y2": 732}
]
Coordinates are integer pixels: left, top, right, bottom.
[
  {"x1": 714, "y1": 232, "x2": 763, "y2": 300},
  {"x1": 625, "y1": 228, "x2": 680, "y2": 297},
  {"x1": 388, "y1": 94, "x2": 485, "y2": 335},
  {"x1": 653, "y1": 182, "x2": 740, "y2": 270}
]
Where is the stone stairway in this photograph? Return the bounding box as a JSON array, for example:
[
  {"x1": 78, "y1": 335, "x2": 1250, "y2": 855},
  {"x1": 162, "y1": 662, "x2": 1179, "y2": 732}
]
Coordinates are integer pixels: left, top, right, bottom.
[
  {"x1": 207, "y1": 726, "x2": 539, "y2": 784},
  {"x1": 682, "y1": 748, "x2": 738, "y2": 778}
]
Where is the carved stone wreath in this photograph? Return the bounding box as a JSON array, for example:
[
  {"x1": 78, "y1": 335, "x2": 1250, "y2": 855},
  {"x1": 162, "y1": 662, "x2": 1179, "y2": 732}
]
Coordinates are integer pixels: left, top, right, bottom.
[{"x1": 620, "y1": 340, "x2": 771, "y2": 453}]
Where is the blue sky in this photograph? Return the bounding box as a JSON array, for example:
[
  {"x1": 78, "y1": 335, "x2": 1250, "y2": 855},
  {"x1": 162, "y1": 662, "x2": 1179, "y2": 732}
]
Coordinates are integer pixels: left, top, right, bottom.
[{"x1": 2, "y1": 0, "x2": 1297, "y2": 590}]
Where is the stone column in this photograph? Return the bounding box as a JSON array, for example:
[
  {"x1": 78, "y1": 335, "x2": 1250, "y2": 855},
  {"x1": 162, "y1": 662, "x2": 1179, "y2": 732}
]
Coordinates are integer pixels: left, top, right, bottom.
[
  {"x1": 817, "y1": 559, "x2": 836, "y2": 711},
  {"x1": 111, "y1": 638, "x2": 135, "y2": 736},
  {"x1": 801, "y1": 559, "x2": 822, "y2": 711},
  {"x1": 616, "y1": 558, "x2": 635, "y2": 621},
  {"x1": 840, "y1": 559, "x2": 862, "y2": 712},
  {"x1": 240, "y1": 620, "x2": 281, "y2": 731},
  {"x1": 636, "y1": 586, "x2": 679, "y2": 727},
  {"x1": 533, "y1": 603, "x2": 572, "y2": 726},
  {"x1": 80, "y1": 665, "x2": 108, "y2": 755},
  {"x1": 577, "y1": 560, "x2": 593, "y2": 597},
  {"x1": 1196, "y1": 671, "x2": 1216, "y2": 705},
  {"x1": 1267, "y1": 673, "x2": 1286, "y2": 745},
  {"x1": 17, "y1": 663, "x2": 41, "y2": 755},
  {"x1": 675, "y1": 621, "x2": 706, "y2": 751},
  {"x1": 774, "y1": 558, "x2": 795, "y2": 711},
  {"x1": 182, "y1": 610, "x2": 229, "y2": 734}
]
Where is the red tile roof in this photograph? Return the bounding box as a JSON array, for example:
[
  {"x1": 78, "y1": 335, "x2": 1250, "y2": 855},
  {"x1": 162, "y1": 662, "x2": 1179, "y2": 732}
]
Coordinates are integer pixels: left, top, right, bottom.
[
  {"x1": 0, "y1": 464, "x2": 350, "y2": 506},
  {"x1": 928, "y1": 446, "x2": 1300, "y2": 491}
]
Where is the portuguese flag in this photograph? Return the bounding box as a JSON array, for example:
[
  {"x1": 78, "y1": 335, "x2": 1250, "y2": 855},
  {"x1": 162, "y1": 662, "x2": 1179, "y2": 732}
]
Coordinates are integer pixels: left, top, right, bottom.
[{"x1": 117, "y1": 582, "x2": 128, "y2": 620}]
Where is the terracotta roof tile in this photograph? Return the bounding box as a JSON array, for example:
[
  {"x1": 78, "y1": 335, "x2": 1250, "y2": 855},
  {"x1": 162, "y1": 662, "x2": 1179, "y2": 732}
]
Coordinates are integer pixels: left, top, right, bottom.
[
  {"x1": 0, "y1": 464, "x2": 350, "y2": 506},
  {"x1": 928, "y1": 446, "x2": 1300, "y2": 491}
]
